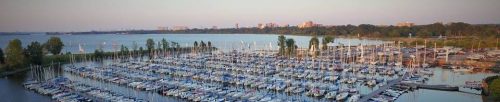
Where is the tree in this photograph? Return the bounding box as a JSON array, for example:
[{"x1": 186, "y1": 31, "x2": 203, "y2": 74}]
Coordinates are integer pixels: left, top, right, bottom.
[
  {"x1": 285, "y1": 38, "x2": 296, "y2": 56},
  {"x1": 278, "y1": 35, "x2": 286, "y2": 56},
  {"x1": 171, "y1": 42, "x2": 180, "y2": 50},
  {"x1": 123, "y1": 46, "x2": 129, "y2": 56},
  {"x1": 120, "y1": 45, "x2": 126, "y2": 55},
  {"x1": 309, "y1": 36, "x2": 319, "y2": 51},
  {"x1": 161, "y1": 38, "x2": 169, "y2": 50},
  {"x1": 139, "y1": 47, "x2": 144, "y2": 53},
  {"x1": 139, "y1": 47, "x2": 144, "y2": 58},
  {"x1": 448, "y1": 22, "x2": 470, "y2": 36},
  {"x1": 132, "y1": 41, "x2": 138, "y2": 52},
  {"x1": 356, "y1": 24, "x2": 377, "y2": 35},
  {"x1": 0, "y1": 48, "x2": 4, "y2": 64},
  {"x1": 428, "y1": 22, "x2": 446, "y2": 36},
  {"x1": 146, "y1": 38, "x2": 155, "y2": 53},
  {"x1": 309, "y1": 36, "x2": 320, "y2": 56},
  {"x1": 93, "y1": 49, "x2": 104, "y2": 60},
  {"x1": 5, "y1": 39, "x2": 25, "y2": 69},
  {"x1": 194, "y1": 41, "x2": 199, "y2": 48},
  {"x1": 416, "y1": 29, "x2": 432, "y2": 38},
  {"x1": 200, "y1": 41, "x2": 206, "y2": 48},
  {"x1": 44, "y1": 37, "x2": 64, "y2": 55},
  {"x1": 208, "y1": 41, "x2": 212, "y2": 48},
  {"x1": 25, "y1": 42, "x2": 44, "y2": 65},
  {"x1": 490, "y1": 78, "x2": 500, "y2": 101},
  {"x1": 157, "y1": 41, "x2": 162, "y2": 50},
  {"x1": 322, "y1": 36, "x2": 334, "y2": 50}
]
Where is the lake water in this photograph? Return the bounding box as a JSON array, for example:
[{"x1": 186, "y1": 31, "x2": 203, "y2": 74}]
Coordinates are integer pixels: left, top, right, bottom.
[
  {"x1": 2, "y1": 64, "x2": 496, "y2": 102},
  {"x1": 0, "y1": 34, "x2": 385, "y2": 53},
  {"x1": 0, "y1": 34, "x2": 498, "y2": 102},
  {"x1": 395, "y1": 68, "x2": 496, "y2": 102}
]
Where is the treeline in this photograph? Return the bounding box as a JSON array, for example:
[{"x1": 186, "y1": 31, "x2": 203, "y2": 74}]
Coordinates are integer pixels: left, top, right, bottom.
[
  {"x1": 277, "y1": 35, "x2": 334, "y2": 57},
  {"x1": 0, "y1": 37, "x2": 65, "y2": 71},
  {"x1": 0, "y1": 37, "x2": 215, "y2": 72},
  {"x1": 399, "y1": 38, "x2": 499, "y2": 49},
  {"x1": 97, "y1": 38, "x2": 215, "y2": 60},
  {"x1": 48, "y1": 22, "x2": 499, "y2": 38}
]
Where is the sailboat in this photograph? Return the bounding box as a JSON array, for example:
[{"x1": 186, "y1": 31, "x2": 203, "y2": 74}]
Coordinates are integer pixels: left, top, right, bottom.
[{"x1": 422, "y1": 40, "x2": 430, "y2": 68}]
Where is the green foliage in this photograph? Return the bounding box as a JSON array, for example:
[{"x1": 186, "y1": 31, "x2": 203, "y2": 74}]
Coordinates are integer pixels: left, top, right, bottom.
[
  {"x1": 309, "y1": 36, "x2": 319, "y2": 51},
  {"x1": 285, "y1": 38, "x2": 296, "y2": 56},
  {"x1": 139, "y1": 47, "x2": 144, "y2": 57},
  {"x1": 194, "y1": 41, "x2": 198, "y2": 48},
  {"x1": 132, "y1": 41, "x2": 138, "y2": 52},
  {"x1": 200, "y1": 41, "x2": 206, "y2": 48},
  {"x1": 25, "y1": 42, "x2": 44, "y2": 65},
  {"x1": 146, "y1": 38, "x2": 155, "y2": 53},
  {"x1": 161, "y1": 38, "x2": 169, "y2": 50},
  {"x1": 120, "y1": 45, "x2": 130, "y2": 55},
  {"x1": 157, "y1": 41, "x2": 162, "y2": 50},
  {"x1": 321, "y1": 36, "x2": 334, "y2": 50},
  {"x1": 5, "y1": 39, "x2": 25, "y2": 69},
  {"x1": 490, "y1": 78, "x2": 500, "y2": 101},
  {"x1": 64, "y1": 22, "x2": 499, "y2": 39},
  {"x1": 401, "y1": 37, "x2": 499, "y2": 49},
  {"x1": 171, "y1": 42, "x2": 180, "y2": 49},
  {"x1": 207, "y1": 41, "x2": 212, "y2": 48},
  {"x1": 44, "y1": 37, "x2": 64, "y2": 55},
  {"x1": 309, "y1": 36, "x2": 320, "y2": 57},
  {"x1": 416, "y1": 29, "x2": 432, "y2": 38},
  {"x1": 93, "y1": 49, "x2": 104, "y2": 60},
  {"x1": 278, "y1": 35, "x2": 286, "y2": 56},
  {"x1": 0, "y1": 48, "x2": 4, "y2": 64}
]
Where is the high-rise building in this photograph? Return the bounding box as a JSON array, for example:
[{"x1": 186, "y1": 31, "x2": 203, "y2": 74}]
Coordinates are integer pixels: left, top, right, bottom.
[
  {"x1": 257, "y1": 23, "x2": 265, "y2": 29},
  {"x1": 396, "y1": 22, "x2": 415, "y2": 27},
  {"x1": 235, "y1": 23, "x2": 239, "y2": 29},
  {"x1": 157, "y1": 26, "x2": 168, "y2": 31},
  {"x1": 265, "y1": 23, "x2": 279, "y2": 28},
  {"x1": 172, "y1": 26, "x2": 188, "y2": 31},
  {"x1": 298, "y1": 21, "x2": 317, "y2": 28}
]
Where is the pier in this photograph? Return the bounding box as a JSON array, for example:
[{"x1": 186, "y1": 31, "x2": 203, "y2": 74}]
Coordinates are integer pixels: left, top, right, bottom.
[
  {"x1": 401, "y1": 83, "x2": 459, "y2": 91},
  {"x1": 359, "y1": 73, "x2": 407, "y2": 102}
]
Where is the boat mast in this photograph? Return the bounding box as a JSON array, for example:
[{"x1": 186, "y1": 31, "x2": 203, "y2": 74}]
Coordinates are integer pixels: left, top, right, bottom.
[
  {"x1": 434, "y1": 42, "x2": 437, "y2": 62},
  {"x1": 424, "y1": 40, "x2": 427, "y2": 66}
]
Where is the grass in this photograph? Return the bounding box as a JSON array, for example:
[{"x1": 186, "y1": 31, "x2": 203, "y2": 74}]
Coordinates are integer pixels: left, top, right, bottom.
[{"x1": 489, "y1": 78, "x2": 500, "y2": 101}]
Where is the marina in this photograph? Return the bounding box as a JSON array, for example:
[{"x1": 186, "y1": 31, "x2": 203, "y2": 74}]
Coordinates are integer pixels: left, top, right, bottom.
[
  {"x1": 3, "y1": 34, "x2": 495, "y2": 102},
  {"x1": 1, "y1": 0, "x2": 500, "y2": 101}
]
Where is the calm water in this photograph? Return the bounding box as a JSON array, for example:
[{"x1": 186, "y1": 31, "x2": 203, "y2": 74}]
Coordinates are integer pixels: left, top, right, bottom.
[
  {"x1": 2, "y1": 65, "x2": 496, "y2": 102},
  {"x1": 0, "y1": 34, "x2": 498, "y2": 102},
  {"x1": 0, "y1": 34, "x2": 385, "y2": 53},
  {"x1": 396, "y1": 68, "x2": 496, "y2": 102}
]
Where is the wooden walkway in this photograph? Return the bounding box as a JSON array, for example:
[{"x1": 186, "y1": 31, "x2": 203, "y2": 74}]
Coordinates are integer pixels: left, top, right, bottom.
[{"x1": 359, "y1": 73, "x2": 407, "y2": 102}]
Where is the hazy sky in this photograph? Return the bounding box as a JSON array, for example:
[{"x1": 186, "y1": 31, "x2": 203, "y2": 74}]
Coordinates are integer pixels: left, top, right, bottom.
[{"x1": 1, "y1": 0, "x2": 500, "y2": 32}]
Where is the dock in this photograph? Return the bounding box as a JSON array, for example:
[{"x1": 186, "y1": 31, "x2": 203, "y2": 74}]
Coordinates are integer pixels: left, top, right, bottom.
[
  {"x1": 359, "y1": 73, "x2": 407, "y2": 102},
  {"x1": 401, "y1": 83, "x2": 459, "y2": 91}
]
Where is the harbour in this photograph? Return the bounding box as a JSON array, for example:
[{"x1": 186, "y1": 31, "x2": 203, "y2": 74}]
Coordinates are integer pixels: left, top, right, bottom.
[{"x1": 1, "y1": 34, "x2": 497, "y2": 102}]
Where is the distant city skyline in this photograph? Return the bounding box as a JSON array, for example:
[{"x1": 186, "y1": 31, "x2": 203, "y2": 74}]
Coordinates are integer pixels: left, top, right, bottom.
[{"x1": 1, "y1": 0, "x2": 500, "y2": 32}]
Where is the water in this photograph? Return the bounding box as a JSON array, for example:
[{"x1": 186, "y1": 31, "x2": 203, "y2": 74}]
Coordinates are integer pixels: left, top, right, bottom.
[
  {"x1": 396, "y1": 68, "x2": 496, "y2": 102},
  {"x1": 0, "y1": 34, "x2": 385, "y2": 53},
  {"x1": 0, "y1": 34, "x2": 498, "y2": 102},
  {"x1": 0, "y1": 71, "x2": 52, "y2": 102},
  {"x1": 4, "y1": 64, "x2": 496, "y2": 102}
]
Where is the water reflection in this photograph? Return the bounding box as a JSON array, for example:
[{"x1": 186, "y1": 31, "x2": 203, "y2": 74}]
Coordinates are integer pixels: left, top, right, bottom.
[
  {"x1": 396, "y1": 68, "x2": 497, "y2": 102},
  {"x1": 1, "y1": 63, "x2": 498, "y2": 102}
]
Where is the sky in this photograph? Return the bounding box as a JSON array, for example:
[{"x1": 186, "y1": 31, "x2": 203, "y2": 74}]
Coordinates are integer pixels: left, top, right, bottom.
[{"x1": 0, "y1": 0, "x2": 500, "y2": 32}]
